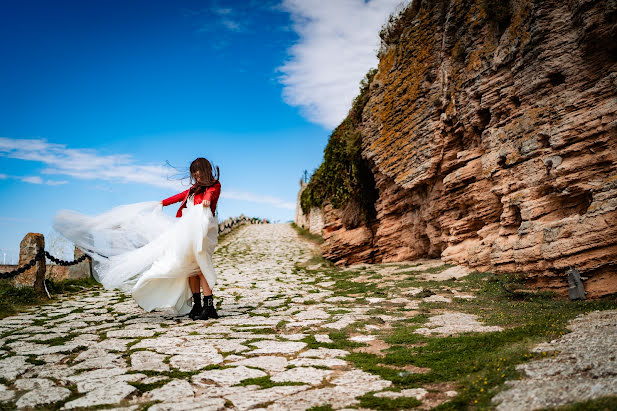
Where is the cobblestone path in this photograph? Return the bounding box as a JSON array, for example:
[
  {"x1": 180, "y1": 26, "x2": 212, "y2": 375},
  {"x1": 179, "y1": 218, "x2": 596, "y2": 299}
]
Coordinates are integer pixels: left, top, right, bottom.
[
  {"x1": 0, "y1": 224, "x2": 400, "y2": 410},
  {"x1": 1, "y1": 223, "x2": 616, "y2": 410}
]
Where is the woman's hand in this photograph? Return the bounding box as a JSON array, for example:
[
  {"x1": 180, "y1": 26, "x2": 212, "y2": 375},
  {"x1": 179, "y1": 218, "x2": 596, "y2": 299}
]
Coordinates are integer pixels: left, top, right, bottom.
[{"x1": 202, "y1": 200, "x2": 211, "y2": 207}]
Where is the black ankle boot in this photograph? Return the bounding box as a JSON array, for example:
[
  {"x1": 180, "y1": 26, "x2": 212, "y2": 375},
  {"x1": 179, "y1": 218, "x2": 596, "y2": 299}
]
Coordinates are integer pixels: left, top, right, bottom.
[
  {"x1": 188, "y1": 292, "x2": 202, "y2": 320},
  {"x1": 198, "y1": 294, "x2": 219, "y2": 320}
]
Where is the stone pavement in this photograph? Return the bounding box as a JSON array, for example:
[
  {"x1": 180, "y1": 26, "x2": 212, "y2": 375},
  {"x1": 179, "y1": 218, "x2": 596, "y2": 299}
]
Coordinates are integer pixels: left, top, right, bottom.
[
  {"x1": 492, "y1": 309, "x2": 617, "y2": 410},
  {"x1": 0, "y1": 224, "x2": 398, "y2": 410},
  {"x1": 1, "y1": 223, "x2": 615, "y2": 410}
]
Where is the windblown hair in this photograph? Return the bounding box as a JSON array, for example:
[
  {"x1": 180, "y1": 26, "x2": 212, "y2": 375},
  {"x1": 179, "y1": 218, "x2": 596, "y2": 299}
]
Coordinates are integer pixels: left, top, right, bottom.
[{"x1": 189, "y1": 157, "x2": 219, "y2": 194}]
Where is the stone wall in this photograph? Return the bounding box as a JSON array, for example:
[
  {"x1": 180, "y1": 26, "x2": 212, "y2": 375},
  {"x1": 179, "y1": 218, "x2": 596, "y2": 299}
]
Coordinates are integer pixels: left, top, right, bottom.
[
  {"x1": 295, "y1": 181, "x2": 325, "y2": 235},
  {"x1": 218, "y1": 215, "x2": 266, "y2": 236},
  {"x1": 318, "y1": 0, "x2": 617, "y2": 297}
]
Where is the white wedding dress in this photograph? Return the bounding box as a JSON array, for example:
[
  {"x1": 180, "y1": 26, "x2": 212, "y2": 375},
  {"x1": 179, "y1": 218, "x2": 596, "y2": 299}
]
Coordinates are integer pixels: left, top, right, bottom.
[{"x1": 53, "y1": 196, "x2": 218, "y2": 314}]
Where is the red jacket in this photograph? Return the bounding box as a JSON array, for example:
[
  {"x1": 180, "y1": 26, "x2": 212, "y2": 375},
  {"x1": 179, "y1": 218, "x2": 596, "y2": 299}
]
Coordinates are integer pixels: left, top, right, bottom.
[{"x1": 162, "y1": 181, "x2": 221, "y2": 218}]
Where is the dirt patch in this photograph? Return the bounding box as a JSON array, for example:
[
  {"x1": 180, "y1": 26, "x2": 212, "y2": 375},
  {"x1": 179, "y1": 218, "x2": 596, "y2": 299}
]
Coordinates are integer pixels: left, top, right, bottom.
[
  {"x1": 420, "y1": 382, "x2": 459, "y2": 410},
  {"x1": 352, "y1": 339, "x2": 391, "y2": 357},
  {"x1": 421, "y1": 266, "x2": 469, "y2": 281},
  {"x1": 377, "y1": 363, "x2": 431, "y2": 374}
]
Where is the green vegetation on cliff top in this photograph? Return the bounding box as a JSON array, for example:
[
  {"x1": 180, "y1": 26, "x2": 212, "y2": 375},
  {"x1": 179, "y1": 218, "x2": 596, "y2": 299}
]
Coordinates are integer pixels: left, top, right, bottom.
[{"x1": 300, "y1": 68, "x2": 378, "y2": 228}]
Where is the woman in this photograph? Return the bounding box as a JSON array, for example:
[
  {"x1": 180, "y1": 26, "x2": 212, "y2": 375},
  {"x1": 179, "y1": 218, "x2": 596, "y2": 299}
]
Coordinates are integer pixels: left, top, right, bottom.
[
  {"x1": 161, "y1": 158, "x2": 221, "y2": 320},
  {"x1": 53, "y1": 157, "x2": 221, "y2": 320}
]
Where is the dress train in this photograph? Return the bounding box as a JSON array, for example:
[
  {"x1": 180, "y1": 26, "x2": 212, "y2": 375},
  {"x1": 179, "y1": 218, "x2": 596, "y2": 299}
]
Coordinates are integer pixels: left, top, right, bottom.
[{"x1": 53, "y1": 200, "x2": 218, "y2": 314}]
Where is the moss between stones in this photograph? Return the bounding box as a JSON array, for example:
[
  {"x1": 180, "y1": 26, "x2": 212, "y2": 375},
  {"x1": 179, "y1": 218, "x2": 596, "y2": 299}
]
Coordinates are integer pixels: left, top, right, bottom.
[
  {"x1": 314, "y1": 262, "x2": 617, "y2": 408},
  {"x1": 539, "y1": 396, "x2": 617, "y2": 411},
  {"x1": 234, "y1": 375, "x2": 305, "y2": 389},
  {"x1": 306, "y1": 405, "x2": 335, "y2": 411},
  {"x1": 358, "y1": 393, "x2": 422, "y2": 410}
]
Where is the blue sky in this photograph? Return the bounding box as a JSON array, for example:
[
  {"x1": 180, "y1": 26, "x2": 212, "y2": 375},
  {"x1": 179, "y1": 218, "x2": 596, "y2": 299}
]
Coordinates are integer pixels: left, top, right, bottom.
[{"x1": 0, "y1": 0, "x2": 402, "y2": 261}]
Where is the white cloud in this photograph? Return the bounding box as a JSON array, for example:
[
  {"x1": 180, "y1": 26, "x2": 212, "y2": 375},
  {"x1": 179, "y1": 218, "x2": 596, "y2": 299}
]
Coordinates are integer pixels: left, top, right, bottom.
[
  {"x1": 46, "y1": 180, "x2": 69, "y2": 186},
  {"x1": 0, "y1": 137, "x2": 178, "y2": 190},
  {"x1": 221, "y1": 18, "x2": 242, "y2": 32},
  {"x1": 21, "y1": 176, "x2": 43, "y2": 184},
  {"x1": 0, "y1": 137, "x2": 294, "y2": 209},
  {"x1": 279, "y1": 0, "x2": 405, "y2": 129},
  {"x1": 0, "y1": 172, "x2": 66, "y2": 186},
  {"x1": 223, "y1": 190, "x2": 295, "y2": 210}
]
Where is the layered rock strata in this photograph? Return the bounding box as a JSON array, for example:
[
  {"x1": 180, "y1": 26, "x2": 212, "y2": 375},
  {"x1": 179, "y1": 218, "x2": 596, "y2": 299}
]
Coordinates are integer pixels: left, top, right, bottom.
[{"x1": 321, "y1": 0, "x2": 617, "y2": 296}]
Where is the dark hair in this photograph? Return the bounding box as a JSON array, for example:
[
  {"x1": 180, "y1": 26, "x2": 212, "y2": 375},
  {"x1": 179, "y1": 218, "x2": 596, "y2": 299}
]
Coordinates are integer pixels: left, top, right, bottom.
[{"x1": 189, "y1": 158, "x2": 219, "y2": 193}]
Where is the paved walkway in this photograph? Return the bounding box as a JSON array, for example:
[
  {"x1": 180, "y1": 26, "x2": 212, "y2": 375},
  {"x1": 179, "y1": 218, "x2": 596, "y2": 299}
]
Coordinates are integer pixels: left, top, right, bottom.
[
  {"x1": 1, "y1": 223, "x2": 615, "y2": 410},
  {"x1": 0, "y1": 224, "x2": 396, "y2": 410}
]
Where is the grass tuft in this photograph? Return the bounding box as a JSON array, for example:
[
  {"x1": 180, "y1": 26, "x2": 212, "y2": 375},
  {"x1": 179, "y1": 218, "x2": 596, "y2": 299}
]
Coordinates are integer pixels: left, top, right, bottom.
[
  {"x1": 234, "y1": 375, "x2": 306, "y2": 389},
  {"x1": 291, "y1": 223, "x2": 324, "y2": 245}
]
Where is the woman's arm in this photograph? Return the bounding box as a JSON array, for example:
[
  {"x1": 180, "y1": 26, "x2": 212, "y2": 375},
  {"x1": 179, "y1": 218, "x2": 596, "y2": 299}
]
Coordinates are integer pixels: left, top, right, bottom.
[
  {"x1": 203, "y1": 182, "x2": 221, "y2": 203},
  {"x1": 162, "y1": 189, "x2": 189, "y2": 207}
]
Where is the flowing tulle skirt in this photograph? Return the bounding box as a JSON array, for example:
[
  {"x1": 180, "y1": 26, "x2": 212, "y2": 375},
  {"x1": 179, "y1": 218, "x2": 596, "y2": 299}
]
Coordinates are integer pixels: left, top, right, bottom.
[{"x1": 53, "y1": 201, "x2": 218, "y2": 314}]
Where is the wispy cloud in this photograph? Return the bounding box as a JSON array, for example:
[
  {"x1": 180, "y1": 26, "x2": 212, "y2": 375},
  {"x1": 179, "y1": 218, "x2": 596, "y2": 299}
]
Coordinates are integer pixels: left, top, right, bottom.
[
  {"x1": 0, "y1": 173, "x2": 68, "y2": 186},
  {"x1": 212, "y1": 7, "x2": 233, "y2": 15},
  {"x1": 21, "y1": 176, "x2": 44, "y2": 184},
  {"x1": 278, "y1": 0, "x2": 405, "y2": 129},
  {"x1": 193, "y1": 5, "x2": 244, "y2": 34},
  {"x1": 0, "y1": 137, "x2": 294, "y2": 209},
  {"x1": 0, "y1": 137, "x2": 179, "y2": 190},
  {"x1": 46, "y1": 179, "x2": 69, "y2": 186},
  {"x1": 220, "y1": 18, "x2": 242, "y2": 32},
  {"x1": 224, "y1": 190, "x2": 295, "y2": 210}
]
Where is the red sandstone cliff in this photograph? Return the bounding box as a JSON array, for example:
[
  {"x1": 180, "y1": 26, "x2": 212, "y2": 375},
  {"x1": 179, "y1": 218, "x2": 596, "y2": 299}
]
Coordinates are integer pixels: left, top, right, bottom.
[{"x1": 319, "y1": 0, "x2": 617, "y2": 297}]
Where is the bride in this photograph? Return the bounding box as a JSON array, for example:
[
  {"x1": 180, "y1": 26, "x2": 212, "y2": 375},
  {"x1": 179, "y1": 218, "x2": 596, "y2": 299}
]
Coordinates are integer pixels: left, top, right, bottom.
[{"x1": 53, "y1": 157, "x2": 222, "y2": 320}]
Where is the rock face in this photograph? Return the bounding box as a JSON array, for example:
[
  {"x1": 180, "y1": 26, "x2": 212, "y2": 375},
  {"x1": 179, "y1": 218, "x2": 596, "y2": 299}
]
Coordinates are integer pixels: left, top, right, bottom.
[
  {"x1": 321, "y1": 0, "x2": 617, "y2": 296},
  {"x1": 15, "y1": 233, "x2": 46, "y2": 293},
  {"x1": 68, "y1": 247, "x2": 92, "y2": 280}
]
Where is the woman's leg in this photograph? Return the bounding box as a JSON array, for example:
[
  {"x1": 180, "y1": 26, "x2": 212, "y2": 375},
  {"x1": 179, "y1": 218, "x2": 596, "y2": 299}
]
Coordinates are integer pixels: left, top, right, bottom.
[
  {"x1": 198, "y1": 271, "x2": 212, "y2": 296},
  {"x1": 188, "y1": 276, "x2": 200, "y2": 293},
  {"x1": 188, "y1": 276, "x2": 201, "y2": 319}
]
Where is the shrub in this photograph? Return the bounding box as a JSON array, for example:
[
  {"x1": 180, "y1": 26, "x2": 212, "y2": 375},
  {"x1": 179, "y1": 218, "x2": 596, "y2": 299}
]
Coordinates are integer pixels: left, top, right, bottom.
[
  {"x1": 379, "y1": 1, "x2": 422, "y2": 46},
  {"x1": 300, "y1": 69, "x2": 379, "y2": 228}
]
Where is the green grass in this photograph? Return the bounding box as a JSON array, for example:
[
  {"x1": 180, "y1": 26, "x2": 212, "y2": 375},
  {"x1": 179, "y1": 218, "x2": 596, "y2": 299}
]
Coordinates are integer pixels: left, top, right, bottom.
[
  {"x1": 30, "y1": 333, "x2": 77, "y2": 346},
  {"x1": 0, "y1": 280, "x2": 39, "y2": 318},
  {"x1": 314, "y1": 263, "x2": 617, "y2": 409},
  {"x1": 421, "y1": 264, "x2": 454, "y2": 274},
  {"x1": 128, "y1": 378, "x2": 170, "y2": 393},
  {"x1": 358, "y1": 393, "x2": 422, "y2": 410},
  {"x1": 306, "y1": 405, "x2": 335, "y2": 411},
  {"x1": 46, "y1": 277, "x2": 100, "y2": 294},
  {"x1": 24, "y1": 355, "x2": 45, "y2": 366},
  {"x1": 290, "y1": 222, "x2": 324, "y2": 245},
  {"x1": 234, "y1": 375, "x2": 306, "y2": 389},
  {"x1": 541, "y1": 396, "x2": 617, "y2": 411},
  {"x1": 0, "y1": 277, "x2": 100, "y2": 319}
]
